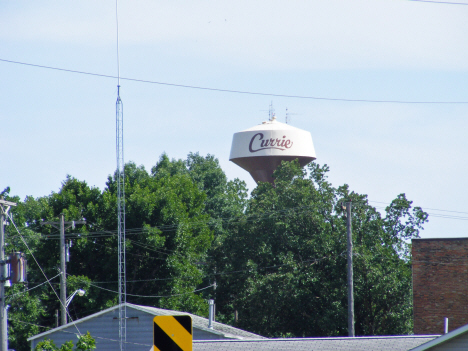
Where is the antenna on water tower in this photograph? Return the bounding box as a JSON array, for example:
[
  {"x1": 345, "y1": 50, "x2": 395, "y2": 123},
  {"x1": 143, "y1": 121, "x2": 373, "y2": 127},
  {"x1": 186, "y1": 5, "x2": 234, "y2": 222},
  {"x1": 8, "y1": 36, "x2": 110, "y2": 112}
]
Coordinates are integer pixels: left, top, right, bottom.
[
  {"x1": 115, "y1": 0, "x2": 127, "y2": 350},
  {"x1": 269, "y1": 102, "x2": 276, "y2": 121},
  {"x1": 285, "y1": 108, "x2": 299, "y2": 124}
]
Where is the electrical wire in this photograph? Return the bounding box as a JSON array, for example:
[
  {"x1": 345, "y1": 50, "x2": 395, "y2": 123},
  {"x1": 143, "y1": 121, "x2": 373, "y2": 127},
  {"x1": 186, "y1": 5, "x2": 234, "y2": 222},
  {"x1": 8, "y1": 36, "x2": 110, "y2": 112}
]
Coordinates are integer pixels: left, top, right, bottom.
[
  {"x1": 40, "y1": 204, "x2": 329, "y2": 240},
  {"x1": 69, "y1": 254, "x2": 336, "y2": 289},
  {"x1": 40, "y1": 203, "x2": 468, "y2": 243},
  {"x1": 421, "y1": 213, "x2": 468, "y2": 220},
  {"x1": 9, "y1": 199, "x2": 467, "y2": 290},
  {"x1": 8, "y1": 318, "x2": 50, "y2": 330},
  {"x1": 1, "y1": 58, "x2": 468, "y2": 104},
  {"x1": 371, "y1": 204, "x2": 468, "y2": 221},
  {"x1": 84, "y1": 276, "x2": 182, "y2": 284},
  {"x1": 18, "y1": 204, "x2": 468, "y2": 255},
  {"x1": 11, "y1": 199, "x2": 468, "y2": 275},
  {"x1": 73, "y1": 254, "x2": 338, "y2": 292},
  {"x1": 79, "y1": 279, "x2": 215, "y2": 298},
  {"x1": 5, "y1": 213, "x2": 83, "y2": 336},
  {"x1": 369, "y1": 200, "x2": 468, "y2": 215},
  {"x1": 6, "y1": 273, "x2": 61, "y2": 301},
  {"x1": 409, "y1": 0, "x2": 468, "y2": 4},
  {"x1": 64, "y1": 222, "x2": 195, "y2": 259},
  {"x1": 84, "y1": 239, "x2": 167, "y2": 261}
]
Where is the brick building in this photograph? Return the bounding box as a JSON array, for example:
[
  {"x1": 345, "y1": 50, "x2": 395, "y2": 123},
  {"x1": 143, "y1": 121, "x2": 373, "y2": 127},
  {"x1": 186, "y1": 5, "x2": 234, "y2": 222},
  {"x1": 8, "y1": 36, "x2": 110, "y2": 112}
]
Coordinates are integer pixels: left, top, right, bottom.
[{"x1": 412, "y1": 238, "x2": 468, "y2": 335}]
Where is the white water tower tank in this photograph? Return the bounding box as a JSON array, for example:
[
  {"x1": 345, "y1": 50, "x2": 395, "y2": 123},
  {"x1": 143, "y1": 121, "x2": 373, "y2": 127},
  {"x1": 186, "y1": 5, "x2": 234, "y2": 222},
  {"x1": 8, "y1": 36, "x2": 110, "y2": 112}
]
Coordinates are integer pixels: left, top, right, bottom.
[{"x1": 229, "y1": 117, "x2": 316, "y2": 184}]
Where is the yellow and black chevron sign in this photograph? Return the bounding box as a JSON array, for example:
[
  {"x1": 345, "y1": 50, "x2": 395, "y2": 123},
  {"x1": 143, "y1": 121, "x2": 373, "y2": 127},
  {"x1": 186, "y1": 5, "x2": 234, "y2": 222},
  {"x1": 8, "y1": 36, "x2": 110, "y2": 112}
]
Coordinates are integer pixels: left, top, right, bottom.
[{"x1": 153, "y1": 315, "x2": 192, "y2": 351}]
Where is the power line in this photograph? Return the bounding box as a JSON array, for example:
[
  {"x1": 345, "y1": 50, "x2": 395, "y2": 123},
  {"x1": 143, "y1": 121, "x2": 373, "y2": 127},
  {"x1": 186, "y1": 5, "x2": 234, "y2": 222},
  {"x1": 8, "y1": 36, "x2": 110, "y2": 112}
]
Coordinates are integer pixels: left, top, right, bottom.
[
  {"x1": 72, "y1": 254, "x2": 337, "y2": 288},
  {"x1": 6, "y1": 214, "x2": 83, "y2": 336},
  {"x1": 40, "y1": 206, "x2": 319, "y2": 239},
  {"x1": 373, "y1": 205, "x2": 468, "y2": 221},
  {"x1": 76, "y1": 251, "x2": 401, "y2": 288},
  {"x1": 16, "y1": 200, "x2": 468, "y2": 246},
  {"x1": 86, "y1": 276, "x2": 182, "y2": 284},
  {"x1": 409, "y1": 0, "x2": 468, "y2": 5},
  {"x1": 44, "y1": 250, "x2": 406, "y2": 288},
  {"x1": 63, "y1": 222, "x2": 195, "y2": 259},
  {"x1": 48, "y1": 207, "x2": 468, "y2": 242},
  {"x1": 92, "y1": 240, "x2": 168, "y2": 261},
  {"x1": 212, "y1": 256, "x2": 332, "y2": 277},
  {"x1": 6, "y1": 273, "x2": 61, "y2": 302},
  {"x1": 1, "y1": 58, "x2": 468, "y2": 104},
  {"x1": 79, "y1": 279, "x2": 215, "y2": 298},
  {"x1": 369, "y1": 200, "x2": 468, "y2": 215}
]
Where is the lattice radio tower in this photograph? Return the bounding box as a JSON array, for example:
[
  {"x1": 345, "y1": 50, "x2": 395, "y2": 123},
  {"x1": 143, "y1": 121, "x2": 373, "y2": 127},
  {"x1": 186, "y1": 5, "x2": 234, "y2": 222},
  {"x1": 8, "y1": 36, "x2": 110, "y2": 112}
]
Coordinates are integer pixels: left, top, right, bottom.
[{"x1": 115, "y1": 0, "x2": 126, "y2": 350}]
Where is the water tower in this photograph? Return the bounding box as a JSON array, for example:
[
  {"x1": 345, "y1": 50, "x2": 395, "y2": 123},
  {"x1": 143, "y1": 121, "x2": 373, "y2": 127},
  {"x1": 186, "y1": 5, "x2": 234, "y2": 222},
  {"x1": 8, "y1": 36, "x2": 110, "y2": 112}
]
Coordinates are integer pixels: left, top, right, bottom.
[{"x1": 230, "y1": 115, "x2": 316, "y2": 184}]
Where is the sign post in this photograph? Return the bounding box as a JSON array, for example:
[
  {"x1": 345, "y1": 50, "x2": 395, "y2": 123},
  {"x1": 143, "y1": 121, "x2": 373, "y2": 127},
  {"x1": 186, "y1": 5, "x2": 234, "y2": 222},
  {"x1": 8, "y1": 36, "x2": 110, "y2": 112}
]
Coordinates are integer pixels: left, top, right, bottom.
[{"x1": 153, "y1": 315, "x2": 192, "y2": 351}]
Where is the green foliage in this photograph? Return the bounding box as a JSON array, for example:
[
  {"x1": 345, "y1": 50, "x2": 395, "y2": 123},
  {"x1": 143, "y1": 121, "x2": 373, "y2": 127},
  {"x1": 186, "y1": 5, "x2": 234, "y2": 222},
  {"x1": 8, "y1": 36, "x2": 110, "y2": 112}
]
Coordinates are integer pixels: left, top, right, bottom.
[
  {"x1": 7, "y1": 288, "x2": 45, "y2": 351},
  {"x1": 5, "y1": 154, "x2": 428, "y2": 348},
  {"x1": 59, "y1": 340, "x2": 74, "y2": 351},
  {"x1": 33, "y1": 333, "x2": 95, "y2": 351},
  {"x1": 34, "y1": 338, "x2": 58, "y2": 351},
  {"x1": 75, "y1": 331, "x2": 96, "y2": 351},
  {"x1": 212, "y1": 160, "x2": 427, "y2": 337}
]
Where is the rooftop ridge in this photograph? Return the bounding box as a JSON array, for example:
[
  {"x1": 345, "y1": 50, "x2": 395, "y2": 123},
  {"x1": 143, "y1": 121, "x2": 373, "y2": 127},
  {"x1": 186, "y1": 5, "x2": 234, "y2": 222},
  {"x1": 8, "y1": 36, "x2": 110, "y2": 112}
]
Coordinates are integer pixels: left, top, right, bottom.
[{"x1": 193, "y1": 335, "x2": 440, "y2": 343}]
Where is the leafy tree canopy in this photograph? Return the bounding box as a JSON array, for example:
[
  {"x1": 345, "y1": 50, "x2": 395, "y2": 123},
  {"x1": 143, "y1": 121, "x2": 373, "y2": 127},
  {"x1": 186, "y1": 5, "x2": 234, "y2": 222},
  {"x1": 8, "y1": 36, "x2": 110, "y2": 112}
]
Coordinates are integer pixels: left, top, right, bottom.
[
  {"x1": 34, "y1": 331, "x2": 95, "y2": 351},
  {"x1": 3, "y1": 154, "x2": 428, "y2": 350},
  {"x1": 211, "y1": 160, "x2": 427, "y2": 337}
]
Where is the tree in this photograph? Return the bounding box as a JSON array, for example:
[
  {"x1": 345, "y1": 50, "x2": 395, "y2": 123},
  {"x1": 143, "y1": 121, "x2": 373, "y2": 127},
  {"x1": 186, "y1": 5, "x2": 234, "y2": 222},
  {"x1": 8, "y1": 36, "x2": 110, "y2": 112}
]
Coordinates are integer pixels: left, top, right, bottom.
[
  {"x1": 0, "y1": 188, "x2": 46, "y2": 351},
  {"x1": 4, "y1": 154, "x2": 428, "y2": 348},
  {"x1": 185, "y1": 152, "x2": 247, "y2": 219},
  {"x1": 212, "y1": 160, "x2": 428, "y2": 337},
  {"x1": 75, "y1": 331, "x2": 96, "y2": 351},
  {"x1": 7, "y1": 155, "x2": 217, "y2": 350},
  {"x1": 106, "y1": 159, "x2": 214, "y2": 314},
  {"x1": 7, "y1": 288, "x2": 45, "y2": 351},
  {"x1": 33, "y1": 332, "x2": 95, "y2": 351},
  {"x1": 34, "y1": 338, "x2": 58, "y2": 351},
  {"x1": 14, "y1": 177, "x2": 108, "y2": 331}
]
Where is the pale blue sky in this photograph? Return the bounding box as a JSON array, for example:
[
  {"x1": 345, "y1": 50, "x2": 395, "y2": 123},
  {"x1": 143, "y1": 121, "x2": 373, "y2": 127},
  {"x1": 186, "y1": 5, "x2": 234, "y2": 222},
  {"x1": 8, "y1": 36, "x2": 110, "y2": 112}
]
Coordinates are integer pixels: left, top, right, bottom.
[{"x1": 1, "y1": 0, "x2": 467, "y2": 238}]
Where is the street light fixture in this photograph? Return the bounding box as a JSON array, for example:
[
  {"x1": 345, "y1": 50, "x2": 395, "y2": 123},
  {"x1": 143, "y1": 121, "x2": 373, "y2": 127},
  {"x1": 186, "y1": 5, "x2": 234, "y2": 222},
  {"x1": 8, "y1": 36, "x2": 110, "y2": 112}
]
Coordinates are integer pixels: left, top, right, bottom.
[{"x1": 66, "y1": 289, "x2": 85, "y2": 308}]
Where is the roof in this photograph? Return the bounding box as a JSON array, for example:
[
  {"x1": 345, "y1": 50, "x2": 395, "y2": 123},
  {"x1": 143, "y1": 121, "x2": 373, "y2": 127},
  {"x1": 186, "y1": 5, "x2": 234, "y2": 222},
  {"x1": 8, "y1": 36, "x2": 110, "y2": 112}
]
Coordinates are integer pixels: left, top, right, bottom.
[
  {"x1": 240, "y1": 118, "x2": 304, "y2": 132},
  {"x1": 130, "y1": 304, "x2": 264, "y2": 339},
  {"x1": 192, "y1": 336, "x2": 439, "y2": 351},
  {"x1": 409, "y1": 322, "x2": 468, "y2": 351},
  {"x1": 27, "y1": 303, "x2": 264, "y2": 342}
]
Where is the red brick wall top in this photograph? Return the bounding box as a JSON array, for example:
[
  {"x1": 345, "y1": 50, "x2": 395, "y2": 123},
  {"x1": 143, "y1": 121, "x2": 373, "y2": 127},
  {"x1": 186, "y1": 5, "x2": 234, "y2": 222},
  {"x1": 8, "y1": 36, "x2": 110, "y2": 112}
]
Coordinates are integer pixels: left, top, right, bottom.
[{"x1": 412, "y1": 238, "x2": 468, "y2": 335}]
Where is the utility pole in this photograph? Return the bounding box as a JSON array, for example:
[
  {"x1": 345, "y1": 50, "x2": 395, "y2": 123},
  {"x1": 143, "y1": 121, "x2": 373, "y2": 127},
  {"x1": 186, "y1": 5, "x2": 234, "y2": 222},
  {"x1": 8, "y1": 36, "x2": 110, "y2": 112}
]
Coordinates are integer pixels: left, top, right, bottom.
[
  {"x1": 59, "y1": 215, "x2": 66, "y2": 327},
  {"x1": 345, "y1": 201, "x2": 355, "y2": 337},
  {"x1": 41, "y1": 215, "x2": 85, "y2": 326},
  {"x1": 0, "y1": 197, "x2": 17, "y2": 351}
]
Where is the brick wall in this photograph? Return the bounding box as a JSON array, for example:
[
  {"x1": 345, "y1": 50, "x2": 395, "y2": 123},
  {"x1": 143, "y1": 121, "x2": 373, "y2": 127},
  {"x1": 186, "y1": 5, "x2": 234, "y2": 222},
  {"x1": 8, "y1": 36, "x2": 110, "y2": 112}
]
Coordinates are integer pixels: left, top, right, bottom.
[{"x1": 412, "y1": 238, "x2": 468, "y2": 335}]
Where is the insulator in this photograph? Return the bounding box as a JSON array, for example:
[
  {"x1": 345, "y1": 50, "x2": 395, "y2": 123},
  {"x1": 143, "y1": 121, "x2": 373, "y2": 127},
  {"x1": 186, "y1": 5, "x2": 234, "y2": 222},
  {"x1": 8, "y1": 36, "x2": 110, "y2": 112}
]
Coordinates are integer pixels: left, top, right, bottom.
[{"x1": 66, "y1": 244, "x2": 70, "y2": 263}]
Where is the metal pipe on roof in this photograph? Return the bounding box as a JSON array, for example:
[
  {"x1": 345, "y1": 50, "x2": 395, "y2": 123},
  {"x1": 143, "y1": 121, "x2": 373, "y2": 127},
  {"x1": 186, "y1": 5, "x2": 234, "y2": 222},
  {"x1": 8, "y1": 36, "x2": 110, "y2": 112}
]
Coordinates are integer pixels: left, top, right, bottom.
[{"x1": 208, "y1": 300, "x2": 215, "y2": 329}]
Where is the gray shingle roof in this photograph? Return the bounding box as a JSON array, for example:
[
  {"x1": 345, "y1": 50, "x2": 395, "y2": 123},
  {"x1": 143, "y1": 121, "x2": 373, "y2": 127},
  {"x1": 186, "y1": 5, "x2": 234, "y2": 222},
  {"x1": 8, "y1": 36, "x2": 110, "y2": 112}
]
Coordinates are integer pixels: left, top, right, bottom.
[
  {"x1": 129, "y1": 303, "x2": 264, "y2": 339},
  {"x1": 27, "y1": 302, "x2": 264, "y2": 343},
  {"x1": 192, "y1": 335, "x2": 438, "y2": 351}
]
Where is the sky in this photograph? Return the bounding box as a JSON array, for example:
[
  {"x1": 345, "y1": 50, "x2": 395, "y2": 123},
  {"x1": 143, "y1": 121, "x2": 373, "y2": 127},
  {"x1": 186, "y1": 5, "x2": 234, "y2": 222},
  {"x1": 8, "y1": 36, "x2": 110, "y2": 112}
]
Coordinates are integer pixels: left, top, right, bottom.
[{"x1": 1, "y1": 0, "x2": 467, "y2": 238}]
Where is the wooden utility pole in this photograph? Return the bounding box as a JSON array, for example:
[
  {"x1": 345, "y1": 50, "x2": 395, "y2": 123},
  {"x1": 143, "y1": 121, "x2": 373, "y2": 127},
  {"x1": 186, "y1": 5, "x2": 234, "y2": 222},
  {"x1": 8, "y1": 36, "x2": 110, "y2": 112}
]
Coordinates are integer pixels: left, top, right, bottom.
[
  {"x1": 0, "y1": 197, "x2": 17, "y2": 351},
  {"x1": 345, "y1": 202, "x2": 355, "y2": 337},
  {"x1": 41, "y1": 215, "x2": 85, "y2": 326}
]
